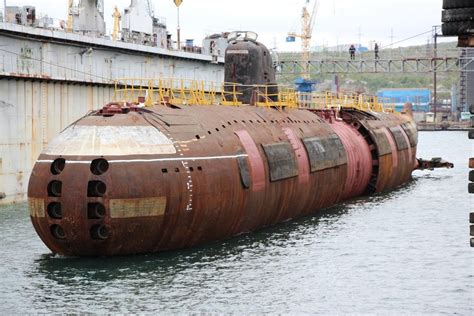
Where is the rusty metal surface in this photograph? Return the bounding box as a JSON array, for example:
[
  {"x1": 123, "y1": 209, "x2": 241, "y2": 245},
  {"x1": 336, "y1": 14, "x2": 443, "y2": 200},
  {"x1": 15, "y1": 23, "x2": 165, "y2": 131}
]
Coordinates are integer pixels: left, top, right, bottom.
[
  {"x1": 388, "y1": 126, "x2": 409, "y2": 151},
  {"x1": 331, "y1": 121, "x2": 373, "y2": 200},
  {"x1": 302, "y1": 134, "x2": 347, "y2": 172},
  {"x1": 400, "y1": 121, "x2": 418, "y2": 148},
  {"x1": 282, "y1": 127, "x2": 310, "y2": 185},
  {"x1": 262, "y1": 142, "x2": 299, "y2": 182},
  {"x1": 340, "y1": 111, "x2": 417, "y2": 193},
  {"x1": 28, "y1": 105, "x2": 417, "y2": 256}
]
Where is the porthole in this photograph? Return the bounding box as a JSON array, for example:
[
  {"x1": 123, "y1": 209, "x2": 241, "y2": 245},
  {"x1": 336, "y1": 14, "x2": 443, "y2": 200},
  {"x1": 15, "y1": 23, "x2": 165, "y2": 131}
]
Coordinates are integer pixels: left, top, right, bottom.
[
  {"x1": 47, "y1": 202, "x2": 62, "y2": 219},
  {"x1": 50, "y1": 158, "x2": 65, "y2": 175},
  {"x1": 90, "y1": 224, "x2": 109, "y2": 240},
  {"x1": 88, "y1": 203, "x2": 106, "y2": 219},
  {"x1": 50, "y1": 224, "x2": 66, "y2": 239},
  {"x1": 87, "y1": 181, "x2": 106, "y2": 197},
  {"x1": 90, "y1": 158, "x2": 109, "y2": 175},
  {"x1": 47, "y1": 181, "x2": 62, "y2": 197}
]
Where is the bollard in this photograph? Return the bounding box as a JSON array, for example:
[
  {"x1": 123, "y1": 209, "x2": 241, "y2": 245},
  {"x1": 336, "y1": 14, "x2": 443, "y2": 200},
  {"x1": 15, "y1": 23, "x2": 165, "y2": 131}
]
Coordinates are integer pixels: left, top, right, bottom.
[{"x1": 470, "y1": 212, "x2": 474, "y2": 224}]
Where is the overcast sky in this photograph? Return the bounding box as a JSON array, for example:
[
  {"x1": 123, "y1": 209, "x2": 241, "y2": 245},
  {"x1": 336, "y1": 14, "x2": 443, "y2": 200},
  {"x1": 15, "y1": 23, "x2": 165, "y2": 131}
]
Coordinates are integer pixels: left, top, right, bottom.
[{"x1": 4, "y1": 0, "x2": 452, "y2": 50}]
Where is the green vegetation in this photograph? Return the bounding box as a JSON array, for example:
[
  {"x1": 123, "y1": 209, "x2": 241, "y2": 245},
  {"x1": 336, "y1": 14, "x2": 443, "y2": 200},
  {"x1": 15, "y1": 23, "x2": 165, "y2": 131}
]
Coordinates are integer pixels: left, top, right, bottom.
[{"x1": 277, "y1": 42, "x2": 460, "y2": 96}]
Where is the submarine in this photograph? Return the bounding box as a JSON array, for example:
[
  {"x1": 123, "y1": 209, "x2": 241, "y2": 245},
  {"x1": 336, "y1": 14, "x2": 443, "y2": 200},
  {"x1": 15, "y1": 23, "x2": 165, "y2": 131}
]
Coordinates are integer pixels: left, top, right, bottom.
[{"x1": 28, "y1": 32, "x2": 439, "y2": 256}]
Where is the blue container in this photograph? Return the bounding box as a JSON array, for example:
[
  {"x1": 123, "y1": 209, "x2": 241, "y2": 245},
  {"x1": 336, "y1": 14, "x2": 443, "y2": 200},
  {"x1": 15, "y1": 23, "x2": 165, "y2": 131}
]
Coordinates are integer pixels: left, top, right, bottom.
[{"x1": 377, "y1": 88, "x2": 431, "y2": 112}]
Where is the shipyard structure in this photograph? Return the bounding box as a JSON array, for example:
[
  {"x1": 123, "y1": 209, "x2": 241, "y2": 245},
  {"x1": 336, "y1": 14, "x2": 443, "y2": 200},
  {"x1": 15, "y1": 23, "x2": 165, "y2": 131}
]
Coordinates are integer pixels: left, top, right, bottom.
[{"x1": 0, "y1": 0, "x2": 228, "y2": 204}]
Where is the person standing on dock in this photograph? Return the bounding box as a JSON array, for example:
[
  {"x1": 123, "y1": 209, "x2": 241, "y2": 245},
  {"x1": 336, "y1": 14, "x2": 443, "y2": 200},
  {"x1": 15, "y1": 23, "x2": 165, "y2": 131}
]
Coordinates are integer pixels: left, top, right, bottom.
[
  {"x1": 349, "y1": 45, "x2": 356, "y2": 60},
  {"x1": 374, "y1": 43, "x2": 380, "y2": 59}
]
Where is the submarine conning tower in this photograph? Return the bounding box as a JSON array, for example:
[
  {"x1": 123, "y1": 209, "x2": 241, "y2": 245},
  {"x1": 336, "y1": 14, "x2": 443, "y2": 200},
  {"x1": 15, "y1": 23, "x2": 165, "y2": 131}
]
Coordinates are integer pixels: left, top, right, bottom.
[
  {"x1": 28, "y1": 33, "x2": 419, "y2": 256},
  {"x1": 224, "y1": 31, "x2": 278, "y2": 104}
]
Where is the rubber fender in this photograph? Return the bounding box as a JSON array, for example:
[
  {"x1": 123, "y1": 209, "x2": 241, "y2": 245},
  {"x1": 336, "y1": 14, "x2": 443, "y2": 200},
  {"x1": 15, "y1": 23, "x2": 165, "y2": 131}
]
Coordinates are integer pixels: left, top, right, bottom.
[
  {"x1": 442, "y1": 8, "x2": 474, "y2": 22},
  {"x1": 470, "y1": 212, "x2": 474, "y2": 224},
  {"x1": 469, "y1": 182, "x2": 474, "y2": 194},
  {"x1": 443, "y1": 0, "x2": 474, "y2": 9},
  {"x1": 471, "y1": 238, "x2": 474, "y2": 247},
  {"x1": 469, "y1": 129, "x2": 474, "y2": 140},
  {"x1": 470, "y1": 170, "x2": 474, "y2": 182},
  {"x1": 442, "y1": 20, "x2": 474, "y2": 36},
  {"x1": 470, "y1": 104, "x2": 474, "y2": 115},
  {"x1": 471, "y1": 225, "x2": 474, "y2": 236}
]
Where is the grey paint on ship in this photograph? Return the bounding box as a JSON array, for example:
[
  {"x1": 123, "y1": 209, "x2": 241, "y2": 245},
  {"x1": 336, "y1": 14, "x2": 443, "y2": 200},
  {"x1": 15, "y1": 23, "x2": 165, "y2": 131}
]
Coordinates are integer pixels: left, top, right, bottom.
[{"x1": 0, "y1": 22, "x2": 225, "y2": 204}]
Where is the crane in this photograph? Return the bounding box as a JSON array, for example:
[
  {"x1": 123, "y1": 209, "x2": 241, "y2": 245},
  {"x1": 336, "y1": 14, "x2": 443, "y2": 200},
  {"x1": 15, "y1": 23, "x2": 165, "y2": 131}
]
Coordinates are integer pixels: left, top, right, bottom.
[
  {"x1": 66, "y1": 0, "x2": 74, "y2": 32},
  {"x1": 287, "y1": 0, "x2": 319, "y2": 80},
  {"x1": 112, "y1": 6, "x2": 121, "y2": 41},
  {"x1": 145, "y1": 0, "x2": 154, "y2": 17}
]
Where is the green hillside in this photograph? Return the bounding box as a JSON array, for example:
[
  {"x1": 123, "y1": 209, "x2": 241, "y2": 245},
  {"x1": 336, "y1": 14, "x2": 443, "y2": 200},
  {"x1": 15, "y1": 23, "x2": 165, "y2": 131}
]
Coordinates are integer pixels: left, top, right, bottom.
[{"x1": 276, "y1": 42, "x2": 459, "y2": 97}]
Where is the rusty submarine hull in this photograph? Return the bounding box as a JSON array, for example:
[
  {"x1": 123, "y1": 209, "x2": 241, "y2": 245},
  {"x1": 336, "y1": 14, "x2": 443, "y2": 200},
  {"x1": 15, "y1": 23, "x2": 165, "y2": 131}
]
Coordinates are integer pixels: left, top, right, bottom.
[{"x1": 28, "y1": 33, "x2": 420, "y2": 256}]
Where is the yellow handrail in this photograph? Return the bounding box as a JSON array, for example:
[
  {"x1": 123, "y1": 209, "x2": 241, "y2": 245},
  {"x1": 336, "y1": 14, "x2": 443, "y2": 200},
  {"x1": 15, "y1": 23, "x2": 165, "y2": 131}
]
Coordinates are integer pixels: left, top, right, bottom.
[{"x1": 112, "y1": 77, "x2": 394, "y2": 113}]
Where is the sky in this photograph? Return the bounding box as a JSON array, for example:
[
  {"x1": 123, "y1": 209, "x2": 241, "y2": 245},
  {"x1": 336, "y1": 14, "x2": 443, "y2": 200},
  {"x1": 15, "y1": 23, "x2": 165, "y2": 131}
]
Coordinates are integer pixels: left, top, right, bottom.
[{"x1": 3, "y1": 0, "x2": 453, "y2": 51}]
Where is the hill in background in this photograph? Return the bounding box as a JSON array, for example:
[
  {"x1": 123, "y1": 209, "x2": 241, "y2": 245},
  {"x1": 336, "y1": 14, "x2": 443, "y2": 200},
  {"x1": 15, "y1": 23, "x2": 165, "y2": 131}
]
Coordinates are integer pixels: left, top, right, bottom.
[{"x1": 276, "y1": 42, "x2": 459, "y2": 100}]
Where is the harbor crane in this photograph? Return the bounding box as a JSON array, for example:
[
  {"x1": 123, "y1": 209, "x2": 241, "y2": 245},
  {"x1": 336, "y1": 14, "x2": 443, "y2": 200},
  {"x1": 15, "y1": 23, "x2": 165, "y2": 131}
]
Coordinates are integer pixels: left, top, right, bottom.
[
  {"x1": 287, "y1": 0, "x2": 320, "y2": 79},
  {"x1": 66, "y1": 0, "x2": 74, "y2": 32}
]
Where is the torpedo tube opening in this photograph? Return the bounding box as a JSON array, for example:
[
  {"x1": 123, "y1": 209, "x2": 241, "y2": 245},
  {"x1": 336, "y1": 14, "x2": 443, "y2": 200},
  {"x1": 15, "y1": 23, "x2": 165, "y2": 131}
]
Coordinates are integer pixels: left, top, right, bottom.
[
  {"x1": 50, "y1": 224, "x2": 66, "y2": 240},
  {"x1": 90, "y1": 158, "x2": 109, "y2": 175},
  {"x1": 50, "y1": 158, "x2": 66, "y2": 175},
  {"x1": 47, "y1": 181, "x2": 62, "y2": 197},
  {"x1": 47, "y1": 202, "x2": 62, "y2": 219},
  {"x1": 87, "y1": 181, "x2": 107, "y2": 197},
  {"x1": 87, "y1": 203, "x2": 106, "y2": 219},
  {"x1": 90, "y1": 224, "x2": 109, "y2": 240}
]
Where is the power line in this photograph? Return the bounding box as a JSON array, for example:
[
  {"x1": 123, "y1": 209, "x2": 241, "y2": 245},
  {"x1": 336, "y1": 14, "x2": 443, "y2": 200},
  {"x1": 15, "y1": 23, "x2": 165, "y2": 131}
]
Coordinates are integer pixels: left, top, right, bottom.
[
  {"x1": 382, "y1": 29, "x2": 433, "y2": 49},
  {"x1": 0, "y1": 47, "x2": 112, "y2": 81}
]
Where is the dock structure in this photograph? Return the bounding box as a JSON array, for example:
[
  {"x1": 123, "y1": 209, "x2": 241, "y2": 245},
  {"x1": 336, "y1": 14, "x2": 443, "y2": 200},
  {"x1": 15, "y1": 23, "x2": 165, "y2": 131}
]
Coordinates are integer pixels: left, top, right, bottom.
[
  {"x1": 276, "y1": 54, "x2": 474, "y2": 74},
  {"x1": 0, "y1": 22, "x2": 225, "y2": 204}
]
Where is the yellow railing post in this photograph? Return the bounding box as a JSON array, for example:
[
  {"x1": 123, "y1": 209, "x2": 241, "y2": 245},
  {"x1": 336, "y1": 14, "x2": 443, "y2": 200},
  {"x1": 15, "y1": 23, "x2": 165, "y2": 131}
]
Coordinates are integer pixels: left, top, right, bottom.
[{"x1": 112, "y1": 78, "x2": 392, "y2": 113}]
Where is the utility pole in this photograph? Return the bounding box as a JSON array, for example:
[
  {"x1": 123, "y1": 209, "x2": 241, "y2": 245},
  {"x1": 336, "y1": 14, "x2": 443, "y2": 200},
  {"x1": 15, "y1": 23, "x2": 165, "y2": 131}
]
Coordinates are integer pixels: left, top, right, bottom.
[
  {"x1": 433, "y1": 25, "x2": 439, "y2": 123},
  {"x1": 389, "y1": 28, "x2": 395, "y2": 59},
  {"x1": 174, "y1": 0, "x2": 183, "y2": 50},
  {"x1": 357, "y1": 26, "x2": 362, "y2": 48}
]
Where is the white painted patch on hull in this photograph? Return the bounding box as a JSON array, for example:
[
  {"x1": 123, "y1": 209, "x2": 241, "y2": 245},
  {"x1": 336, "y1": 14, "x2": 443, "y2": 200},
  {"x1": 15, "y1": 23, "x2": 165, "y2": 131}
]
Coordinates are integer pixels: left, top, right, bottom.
[{"x1": 44, "y1": 126, "x2": 176, "y2": 156}]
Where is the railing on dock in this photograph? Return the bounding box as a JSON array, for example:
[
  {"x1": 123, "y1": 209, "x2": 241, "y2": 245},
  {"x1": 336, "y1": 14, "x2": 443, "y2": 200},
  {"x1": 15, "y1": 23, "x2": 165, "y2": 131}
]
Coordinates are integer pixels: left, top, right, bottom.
[{"x1": 113, "y1": 78, "x2": 395, "y2": 113}]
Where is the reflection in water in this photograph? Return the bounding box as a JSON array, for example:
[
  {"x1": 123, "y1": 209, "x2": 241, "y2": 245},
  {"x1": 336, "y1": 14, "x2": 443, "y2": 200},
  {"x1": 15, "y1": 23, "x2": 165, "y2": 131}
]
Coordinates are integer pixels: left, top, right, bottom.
[{"x1": 31, "y1": 182, "x2": 413, "y2": 306}]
